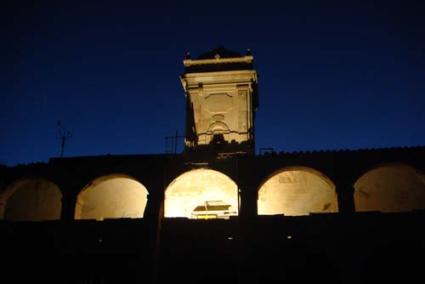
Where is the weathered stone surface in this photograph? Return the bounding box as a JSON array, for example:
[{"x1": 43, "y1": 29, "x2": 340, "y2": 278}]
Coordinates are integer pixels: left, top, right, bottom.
[
  {"x1": 181, "y1": 52, "x2": 257, "y2": 151},
  {"x1": 0, "y1": 178, "x2": 62, "y2": 221}
]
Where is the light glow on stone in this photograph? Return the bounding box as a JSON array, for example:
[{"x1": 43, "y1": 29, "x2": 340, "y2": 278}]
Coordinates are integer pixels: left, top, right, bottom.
[
  {"x1": 75, "y1": 175, "x2": 148, "y2": 221},
  {"x1": 354, "y1": 164, "x2": 425, "y2": 212},
  {"x1": 258, "y1": 168, "x2": 338, "y2": 216},
  {"x1": 164, "y1": 168, "x2": 238, "y2": 219}
]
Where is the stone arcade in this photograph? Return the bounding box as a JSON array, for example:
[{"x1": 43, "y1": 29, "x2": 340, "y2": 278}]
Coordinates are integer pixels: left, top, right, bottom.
[{"x1": 1, "y1": 47, "x2": 424, "y2": 284}]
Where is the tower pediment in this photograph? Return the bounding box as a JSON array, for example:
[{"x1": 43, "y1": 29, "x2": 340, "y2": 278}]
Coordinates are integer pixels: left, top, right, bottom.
[{"x1": 181, "y1": 47, "x2": 258, "y2": 154}]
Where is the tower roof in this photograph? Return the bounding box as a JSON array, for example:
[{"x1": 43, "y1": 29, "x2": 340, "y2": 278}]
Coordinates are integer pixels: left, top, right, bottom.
[
  {"x1": 183, "y1": 47, "x2": 253, "y2": 73},
  {"x1": 197, "y1": 46, "x2": 242, "y2": 59}
]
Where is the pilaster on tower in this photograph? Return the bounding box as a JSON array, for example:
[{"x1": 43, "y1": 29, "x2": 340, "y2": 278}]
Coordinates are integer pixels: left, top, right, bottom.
[{"x1": 180, "y1": 47, "x2": 259, "y2": 155}]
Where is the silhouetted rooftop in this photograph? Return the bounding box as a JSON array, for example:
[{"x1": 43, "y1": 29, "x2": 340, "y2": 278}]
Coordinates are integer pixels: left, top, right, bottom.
[
  {"x1": 183, "y1": 47, "x2": 254, "y2": 73},
  {"x1": 197, "y1": 46, "x2": 242, "y2": 59}
]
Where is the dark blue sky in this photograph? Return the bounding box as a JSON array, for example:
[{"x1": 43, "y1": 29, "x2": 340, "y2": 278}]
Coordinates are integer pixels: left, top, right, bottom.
[{"x1": 2, "y1": 0, "x2": 424, "y2": 166}]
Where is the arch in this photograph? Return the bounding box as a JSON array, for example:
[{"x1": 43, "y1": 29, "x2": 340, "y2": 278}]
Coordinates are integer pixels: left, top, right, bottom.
[
  {"x1": 354, "y1": 163, "x2": 425, "y2": 212},
  {"x1": 208, "y1": 121, "x2": 230, "y2": 134},
  {"x1": 0, "y1": 178, "x2": 62, "y2": 221},
  {"x1": 164, "y1": 168, "x2": 238, "y2": 219},
  {"x1": 257, "y1": 166, "x2": 338, "y2": 216},
  {"x1": 75, "y1": 174, "x2": 149, "y2": 220}
]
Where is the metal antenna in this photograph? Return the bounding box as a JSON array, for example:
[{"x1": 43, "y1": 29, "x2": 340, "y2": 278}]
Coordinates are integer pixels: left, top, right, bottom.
[
  {"x1": 57, "y1": 121, "x2": 72, "y2": 157},
  {"x1": 164, "y1": 130, "x2": 184, "y2": 154}
]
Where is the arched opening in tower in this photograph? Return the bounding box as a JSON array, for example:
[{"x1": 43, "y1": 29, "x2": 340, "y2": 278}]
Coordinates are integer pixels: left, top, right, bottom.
[
  {"x1": 0, "y1": 178, "x2": 62, "y2": 221},
  {"x1": 354, "y1": 164, "x2": 425, "y2": 212},
  {"x1": 257, "y1": 167, "x2": 338, "y2": 216},
  {"x1": 75, "y1": 175, "x2": 148, "y2": 220},
  {"x1": 164, "y1": 168, "x2": 238, "y2": 219}
]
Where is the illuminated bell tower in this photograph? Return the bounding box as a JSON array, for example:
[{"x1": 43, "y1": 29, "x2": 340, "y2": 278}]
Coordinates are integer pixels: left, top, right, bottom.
[{"x1": 180, "y1": 47, "x2": 258, "y2": 154}]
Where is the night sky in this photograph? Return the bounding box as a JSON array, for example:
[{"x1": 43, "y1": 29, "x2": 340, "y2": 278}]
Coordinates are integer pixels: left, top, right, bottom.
[{"x1": 2, "y1": 0, "x2": 424, "y2": 166}]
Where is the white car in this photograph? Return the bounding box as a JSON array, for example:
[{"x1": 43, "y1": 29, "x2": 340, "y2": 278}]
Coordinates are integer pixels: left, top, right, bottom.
[{"x1": 191, "y1": 201, "x2": 237, "y2": 220}]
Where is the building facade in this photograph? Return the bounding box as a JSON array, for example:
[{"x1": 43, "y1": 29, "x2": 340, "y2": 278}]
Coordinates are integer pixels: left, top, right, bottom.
[{"x1": 1, "y1": 48, "x2": 424, "y2": 284}]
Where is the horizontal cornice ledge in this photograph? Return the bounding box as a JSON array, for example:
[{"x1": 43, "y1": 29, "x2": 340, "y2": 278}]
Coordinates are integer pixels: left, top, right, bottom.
[{"x1": 183, "y1": 55, "x2": 254, "y2": 67}]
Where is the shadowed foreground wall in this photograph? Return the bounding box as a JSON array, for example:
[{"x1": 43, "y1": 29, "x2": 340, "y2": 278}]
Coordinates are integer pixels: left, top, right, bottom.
[{"x1": 0, "y1": 147, "x2": 424, "y2": 284}]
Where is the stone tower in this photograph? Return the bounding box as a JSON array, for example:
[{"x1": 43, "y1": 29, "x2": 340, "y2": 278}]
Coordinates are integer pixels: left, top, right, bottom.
[{"x1": 180, "y1": 47, "x2": 258, "y2": 154}]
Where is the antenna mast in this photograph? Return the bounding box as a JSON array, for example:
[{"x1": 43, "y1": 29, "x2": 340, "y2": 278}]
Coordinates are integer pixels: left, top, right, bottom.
[
  {"x1": 57, "y1": 121, "x2": 72, "y2": 157},
  {"x1": 165, "y1": 130, "x2": 184, "y2": 154}
]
